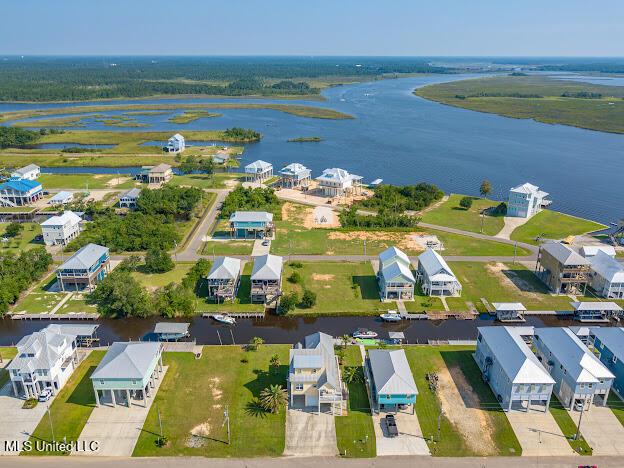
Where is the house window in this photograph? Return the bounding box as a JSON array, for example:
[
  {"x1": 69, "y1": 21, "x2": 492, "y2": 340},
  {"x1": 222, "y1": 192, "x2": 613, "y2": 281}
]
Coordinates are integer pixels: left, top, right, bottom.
[
  {"x1": 580, "y1": 383, "x2": 585, "y2": 389},
  {"x1": 132, "y1": 380, "x2": 137, "y2": 385},
  {"x1": 588, "y1": 383, "x2": 593, "y2": 389},
  {"x1": 614, "y1": 356, "x2": 618, "y2": 364},
  {"x1": 100, "y1": 380, "x2": 104, "y2": 385},
  {"x1": 295, "y1": 384, "x2": 303, "y2": 391}
]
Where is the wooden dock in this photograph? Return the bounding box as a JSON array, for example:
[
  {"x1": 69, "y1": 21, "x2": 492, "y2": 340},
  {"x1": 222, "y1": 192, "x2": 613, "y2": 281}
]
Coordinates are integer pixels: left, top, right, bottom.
[
  {"x1": 201, "y1": 312, "x2": 265, "y2": 319},
  {"x1": 398, "y1": 310, "x2": 478, "y2": 321},
  {"x1": 398, "y1": 312, "x2": 429, "y2": 320},
  {"x1": 9, "y1": 312, "x2": 100, "y2": 320},
  {"x1": 523, "y1": 310, "x2": 574, "y2": 316}
]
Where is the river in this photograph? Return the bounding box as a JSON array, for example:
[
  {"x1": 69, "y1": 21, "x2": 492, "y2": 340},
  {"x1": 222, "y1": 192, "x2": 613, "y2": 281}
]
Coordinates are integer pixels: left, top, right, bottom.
[{"x1": 2, "y1": 74, "x2": 623, "y2": 224}]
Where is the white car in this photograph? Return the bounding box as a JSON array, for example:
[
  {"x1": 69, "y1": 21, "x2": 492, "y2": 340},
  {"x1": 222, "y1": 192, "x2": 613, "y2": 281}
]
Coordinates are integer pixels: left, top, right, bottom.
[{"x1": 38, "y1": 388, "x2": 53, "y2": 402}]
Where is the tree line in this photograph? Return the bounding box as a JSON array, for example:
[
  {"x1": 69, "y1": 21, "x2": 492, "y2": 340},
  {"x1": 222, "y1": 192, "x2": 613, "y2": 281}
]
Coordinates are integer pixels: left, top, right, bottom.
[{"x1": 220, "y1": 186, "x2": 281, "y2": 218}]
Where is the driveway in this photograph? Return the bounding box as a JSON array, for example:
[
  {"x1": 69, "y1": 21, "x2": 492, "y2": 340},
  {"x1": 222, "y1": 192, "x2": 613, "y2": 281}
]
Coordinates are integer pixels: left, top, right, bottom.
[
  {"x1": 72, "y1": 367, "x2": 168, "y2": 456},
  {"x1": 283, "y1": 407, "x2": 338, "y2": 457},
  {"x1": 569, "y1": 405, "x2": 624, "y2": 455},
  {"x1": 251, "y1": 239, "x2": 271, "y2": 257},
  {"x1": 373, "y1": 410, "x2": 430, "y2": 456},
  {"x1": 0, "y1": 383, "x2": 53, "y2": 456},
  {"x1": 505, "y1": 408, "x2": 575, "y2": 456}
]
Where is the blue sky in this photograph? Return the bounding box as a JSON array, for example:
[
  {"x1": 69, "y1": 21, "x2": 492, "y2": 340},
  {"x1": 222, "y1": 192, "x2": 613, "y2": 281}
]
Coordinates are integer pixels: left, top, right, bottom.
[{"x1": 2, "y1": 0, "x2": 622, "y2": 56}]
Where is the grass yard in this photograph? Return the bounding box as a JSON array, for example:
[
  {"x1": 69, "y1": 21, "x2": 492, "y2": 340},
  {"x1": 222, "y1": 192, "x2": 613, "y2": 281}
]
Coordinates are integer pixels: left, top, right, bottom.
[
  {"x1": 26, "y1": 351, "x2": 105, "y2": 455},
  {"x1": 510, "y1": 210, "x2": 606, "y2": 245},
  {"x1": 421, "y1": 194, "x2": 504, "y2": 236},
  {"x1": 0, "y1": 347, "x2": 17, "y2": 390},
  {"x1": 0, "y1": 223, "x2": 43, "y2": 252},
  {"x1": 403, "y1": 345, "x2": 521, "y2": 456},
  {"x1": 168, "y1": 173, "x2": 243, "y2": 189},
  {"x1": 335, "y1": 346, "x2": 376, "y2": 458},
  {"x1": 445, "y1": 261, "x2": 575, "y2": 313},
  {"x1": 132, "y1": 263, "x2": 194, "y2": 289},
  {"x1": 548, "y1": 397, "x2": 593, "y2": 455},
  {"x1": 133, "y1": 346, "x2": 289, "y2": 457},
  {"x1": 196, "y1": 261, "x2": 264, "y2": 313},
  {"x1": 608, "y1": 393, "x2": 624, "y2": 428},
  {"x1": 201, "y1": 240, "x2": 254, "y2": 256},
  {"x1": 38, "y1": 173, "x2": 131, "y2": 190}
]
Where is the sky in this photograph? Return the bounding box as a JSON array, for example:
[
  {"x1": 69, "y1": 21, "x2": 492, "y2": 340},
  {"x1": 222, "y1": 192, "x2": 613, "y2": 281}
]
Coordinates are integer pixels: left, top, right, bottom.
[{"x1": 1, "y1": 0, "x2": 622, "y2": 57}]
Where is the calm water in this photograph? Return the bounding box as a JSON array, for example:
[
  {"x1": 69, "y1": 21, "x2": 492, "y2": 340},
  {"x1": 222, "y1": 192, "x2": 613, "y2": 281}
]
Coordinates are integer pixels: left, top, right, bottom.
[
  {"x1": 0, "y1": 314, "x2": 582, "y2": 347},
  {"x1": 2, "y1": 74, "x2": 623, "y2": 223}
]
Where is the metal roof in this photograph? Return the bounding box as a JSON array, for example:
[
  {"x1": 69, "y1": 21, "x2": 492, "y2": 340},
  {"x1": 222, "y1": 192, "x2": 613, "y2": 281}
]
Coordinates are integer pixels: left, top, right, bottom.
[
  {"x1": 571, "y1": 301, "x2": 622, "y2": 312},
  {"x1": 149, "y1": 163, "x2": 172, "y2": 173},
  {"x1": 120, "y1": 188, "x2": 141, "y2": 199},
  {"x1": 44, "y1": 323, "x2": 99, "y2": 337},
  {"x1": 0, "y1": 179, "x2": 42, "y2": 192},
  {"x1": 417, "y1": 248, "x2": 458, "y2": 282},
  {"x1": 589, "y1": 250, "x2": 624, "y2": 283},
  {"x1": 368, "y1": 349, "x2": 418, "y2": 395},
  {"x1": 388, "y1": 332, "x2": 405, "y2": 339},
  {"x1": 534, "y1": 327, "x2": 614, "y2": 383},
  {"x1": 154, "y1": 322, "x2": 190, "y2": 335},
  {"x1": 91, "y1": 342, "x2": 161, "y2": 380},
  {"x1": 169, "y1": 133, "x2": 184, "y2": 142},
  {"x1": 245, "y1": 160, "x2": 273, "y2": 173},
  {"x1": 580, "y1": 245, "x2": 616, "y2": 258},
  {"x1": 48, "y1": 191, "x2": 73, "y2": 203},
  {"x1": 478, "y1": 327, "x2": 555, "y2": 384},
  {"x1": 493, "y1": 302, "x2": 527, "y2": 312},
  {"x1": 7, "y1": 329, "x2": 76, "y2": 374},
  {"x1": 378, "y1": 246, "x2": 411, "y2": 270},
  {"x1": 41, "y1": 211, "x2": 81, "y2": 227},
  {"x1": 229, "y1": 211, "x2": 273, "y2": 223},
  {"x1": 279, "y1": 163, "x2": 310, "y2": 177},
  {"x1": 58, "y1": 243, "x2": 109, "y2": 270},
  {"x1": 207, "y1": 256, "x2": 241, "y2": 280},
  {"x1": 316, "y1": 167, "x2": 362, "y2": 184},
  {"x1": 510, "y1": 182, "x2": 549, "y2": 199},
  {"x1": 289, "y1": 332, "x2": 340, "y2": 390},
  {"x1": 541, "y1": 242, "x2": 590, "y2": 266},
  {"x1": 12, "y1": 164, "x2": 40, "y2": 175},
  {"x1": 591, "y1": 327, "x2": 624, "y2": 361},
  {"x1": 251, "y1": 254, "x2": 283, "y2": 281},
  {"x1": 380, "y1": 261, "x2": 415, "y2": 284}
]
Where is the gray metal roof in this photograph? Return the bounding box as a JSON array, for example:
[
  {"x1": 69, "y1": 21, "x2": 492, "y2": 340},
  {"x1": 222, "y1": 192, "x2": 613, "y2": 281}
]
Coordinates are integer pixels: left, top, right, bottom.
[
  {"x1": 120, "y1": 188, "x2": 141, "y2": 199},
  {"x1": 58, "y1": 243, "x2": 109, "y2": 271},
  {"x1": 7, "y1": 329, "x2": 76, "y2": 374},
  {"x1": 368, "y1": 349, "x2": 418, "y2": 395},
  {"x1": 289, "y1": 332, "x2": 339, "y2": 390},
  {"x1": 41, "y1": 210, "x2": 81, "y2": 227},
  {"x1": 279, "y1": 163, "x2": 310, "y2": 177},
  {"x1": 591, "y1": 327, "x2": 624, "y2": 361},
  {"x1": 149, "y1": 163, "x2": 172, "y2": 174},
  {"x1": 380, "y1": 261, "x2": 415, "y2": 284},
  {"x1": 48, "y1": 191, "x2": 73, "y2": 203},
  {"x1": 571, "y1": 301, "x2": 622, "y2": 312},
  {"x1": 245, "y1": 160, "x2": 273, "y2": 173},
  {"x1": 590, "y1": 250, "x2": 624, "y2": 283},
  {"x1": 378, "y1": 246, "x2": 411, "y2": 270},
  {"x1": 154, "y1": 322, "x2": 190, "y2": 335},
  {"x1": 91, "y1": 342, "x2": 161, "y2": 380},
  {"x1": 388, "y1": 332, "x2": 405, "y2": 339},
  {"x1": 417, "y1": 248, "x2": 458, "y2": 281},
  {"x1": 541, "y1": 242, "x2": 590, "y2": 266},
  {"x1": 251, "y1": 254, "x2": 283, "y2": 281},
  {"x1": 13, "y1": 164, "x2": 40, "y2": 176},
  {"x1": 493, "y1": 302, "x2": 527, "y2": 312},
  {"x1": 207, "y1": 256, "x2": 241, "y2": 280},
  {"x1": 44, "y1": 323, "x2": 99, "y2": 337},
  {"x1": 478, "y1": 327, "x2": 554, "y2": 384},
  {"x1": 229, "y1": 211, "x2": 274, "y2": 223}
]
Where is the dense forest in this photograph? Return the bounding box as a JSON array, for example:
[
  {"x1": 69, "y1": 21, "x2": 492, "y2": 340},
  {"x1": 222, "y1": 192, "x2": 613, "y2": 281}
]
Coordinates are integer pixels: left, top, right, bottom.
[
  {"x1": 358, "y1": 183, "x2": 444, "y2": 212},
  {"x1": 0, "y1": 57, "x2": 449, "y2": 101},
  {"x1": 220, "y1": 186, "x2": 281, "y2": 218}
]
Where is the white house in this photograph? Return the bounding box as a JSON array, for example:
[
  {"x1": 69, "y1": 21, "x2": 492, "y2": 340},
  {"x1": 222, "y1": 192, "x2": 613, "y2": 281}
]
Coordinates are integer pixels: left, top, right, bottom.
[
  {"x1": 119, "y1": 188, "x2": 141, "y2": 208},
  {"x1": 416, "y1": 248, "x2": 462, "y2": 296},
  {"x1": 48, "y1": 191, "x2": 74, "y2": 205},
  {"x1": 206, "y1": 256, "x2": 242, "y2": 302},
  {"x1": 11, "y1": 164, "x2": 40, "y2": 181},
  {"x1": 580, "y1": 245, "x2": 616, "y2": 258},
  {"x1": 250, "y1": 254, "x2": 283, "y2": 304},
  {"x1": 7, "y1": 328, "x2": 78, "y2": 399},
  {"x1": 166, "y1": 133, "x2": 185, "y2": 152},
  {"x1": 377, "y1": 246, "x2": 415, "y2": 301},
  {"x1": 315, "y1": 168, "x2": 363, "y2": 197},
  {"x1": 507, "y1": 182, "x2": 550, "y2": 218},
  {"x1": 589, "y1": 250, "x2": 624, "y2": 299},
  {"x1": 288, "y1": 332, "x2": 344, "y2": 414},
  {"x1": 41, "y1": 211, "x2": 82, "y2": 246},
  {"x1": 244, "y1": 160, "x2": 273, "y2": 182},
  {"x1": 279, "y1": 163, "x2": 312, "y2": 188},
  {"x1": 475, "y1": 326, "x2": 555, "y2": 412}
]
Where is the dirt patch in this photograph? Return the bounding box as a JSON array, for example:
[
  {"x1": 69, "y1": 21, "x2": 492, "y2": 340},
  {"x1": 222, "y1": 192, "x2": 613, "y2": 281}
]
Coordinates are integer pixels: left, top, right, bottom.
[
  {"x1": 312, "y1": 273, "x2": 335, "y2": 281},
  {"x1": 186, "y1": 422, "x2": 212, "y2": 448},
  {"x1": 209, "y1": 377, "x2": 222, "y2": 400},
  {"x1": 106, "y1": 176, "x2": 131, "y2": 188},
  {"x1": 485, "y1": 262, "x2": 540, "y2": 299},
  {"x1": 305, "y1": 206, "x2": 341, "y2": 229},
  {"x1": 327, "y1": 230, "x2": 426, "y2": 253},
  {"x1": 436, "y1": 364, "x2": 498, "y2": 456}
]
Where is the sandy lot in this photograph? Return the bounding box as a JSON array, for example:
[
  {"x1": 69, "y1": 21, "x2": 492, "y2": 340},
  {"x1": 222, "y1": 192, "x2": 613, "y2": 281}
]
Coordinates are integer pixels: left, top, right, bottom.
[
  {"x1": 328, "y1": 230, "x2": 426, "y2": 252},
  {"x1": 486, "y1": 262, "x2": 541, "y2": 299}
]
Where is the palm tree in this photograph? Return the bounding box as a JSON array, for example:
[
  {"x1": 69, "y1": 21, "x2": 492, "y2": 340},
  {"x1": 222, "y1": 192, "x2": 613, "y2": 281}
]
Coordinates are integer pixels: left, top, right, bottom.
[
  {"x1": 342, "y1": 366, "x2": 362, "y2": 384},
  {"x1": 259, "y1": 385, "x2": 288, "y2": 414},
  {"x1": 248, "y1": 336, "x2": 265, "y2": 351},
  {"x1": 340, "y1": 334, "x2": 350, "y2": 348},
  {"x1": 269, "y1": 353, "x2": 280, "y2": 372}
]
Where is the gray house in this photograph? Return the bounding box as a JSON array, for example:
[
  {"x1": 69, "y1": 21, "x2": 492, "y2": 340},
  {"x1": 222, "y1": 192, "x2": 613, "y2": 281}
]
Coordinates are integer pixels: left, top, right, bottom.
[
  {"x1": 533, "y1": 327, "x2": 614, "y2": 411},
  {"x1": 367, "y1": 349, "x2": 418, "y2": 413},
  {"x1": 279, "y1": 163, "x2": 312, "y2": 188},
  {"x1": 119, "y1": 188, "x2": 141, "y2": 208},
  {"x1": 91, "y1": 342, "x2": 164, "y2": 408},
  {"x1": 206, "y1": 256, "x2": 242, "y2": 302},
  {"x1": 377, "y1": 246, "x2": 415, "y2": 301},
  {"x1": 416, "y1": 248, "x2": 462, "y2": 297},
  {"x1": 250, "y1": 254, "x2": 283, "y2": 304},
  {"x1": 475, "y1": 326, "x2": 554, "y2": 412}
]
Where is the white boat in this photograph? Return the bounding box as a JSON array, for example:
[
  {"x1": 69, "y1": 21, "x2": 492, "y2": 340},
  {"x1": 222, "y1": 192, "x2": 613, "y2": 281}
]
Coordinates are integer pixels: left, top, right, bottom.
[
  {"x1": 380, "y1": 310, "x2": 402, "y2": 322},
  {"x1": 352, "y1": 329, "x2": 378, "y2": 339},
  {"x1": 212, "y1": 314, "x2": 236, "y2": 325}
]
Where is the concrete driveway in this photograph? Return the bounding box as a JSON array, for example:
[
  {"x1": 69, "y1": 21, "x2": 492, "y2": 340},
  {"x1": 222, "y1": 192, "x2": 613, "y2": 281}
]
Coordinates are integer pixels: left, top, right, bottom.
[
  {"x1": 505, "y1": 408, "x2": 575, "y2": 456},
  {"x1": 283, "y1": 407, "x2": 338, "y2": 457},
  {"x1": 373, "y1": 410, "x2": 430, "y2": 456},
  {"x1": 569, "y1": 405, "x2": 624, "y2": 455},
  {"x1": 72, "y1": 367, "x2": 168, "y2": 456},
  {"x1": 0, "y1": 383, "x2": 52, "y2": 456}
]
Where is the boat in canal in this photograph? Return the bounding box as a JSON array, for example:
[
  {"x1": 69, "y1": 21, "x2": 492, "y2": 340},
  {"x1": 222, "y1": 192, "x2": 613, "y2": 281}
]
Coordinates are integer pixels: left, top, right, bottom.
[
  {"x1": 212, "y1": 314, "x2": 236, "y2": 325},
  {"x1": 380, "y1": 310, "x2": 402, "y2": 322},
  {"x1": 352, "y1": 328, "x2": 378, "y2": 339}
]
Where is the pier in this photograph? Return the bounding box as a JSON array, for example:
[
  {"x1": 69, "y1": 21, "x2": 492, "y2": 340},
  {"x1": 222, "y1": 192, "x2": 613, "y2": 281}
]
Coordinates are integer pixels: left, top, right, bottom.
[
  {"x1": 201, "y1": 312, "x2": 265, "y2": 319},
  {"x1": 9, "y1": 312, "x2": 100, "y2": 320}
]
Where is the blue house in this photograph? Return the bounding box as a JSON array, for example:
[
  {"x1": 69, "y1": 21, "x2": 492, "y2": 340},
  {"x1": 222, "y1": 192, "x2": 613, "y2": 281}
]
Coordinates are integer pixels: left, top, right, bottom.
[
  {"x1": 367, "y1": 349, "x2": 417, "y2": 413},
  {"x1": 590, "y1": 327, "x2": 624, "y2": 399},
  {"x1": 56, "y1": 243, "x2": 111, "y2": 291},
  {"x1": 0, "y1": 178, "x2": 43, "y2": 206},
  {"x1": 229, "y1": 211, "x2": 274, "y2": 239}
]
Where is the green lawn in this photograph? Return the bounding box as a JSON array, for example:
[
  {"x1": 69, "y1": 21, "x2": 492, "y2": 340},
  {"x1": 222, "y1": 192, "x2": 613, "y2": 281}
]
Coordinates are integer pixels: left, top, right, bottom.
[
  {"x1": 335, "y1": 346, "x2": 376, "y2": 458},
  {"x1": 421, "y1": 194, "x2": 504, "y2": 236},
  {"x1": 26, "y1": 351, "x2": 105, "y2": 455},
  {"x1": 548, "y1": 397, "x2": 593, "y2": 455},
  {"x1": 133, "y1": 346, "x2": 289, "y2": 457},
  {"x1": 196, "y1": 261, "x2": 264, "y2": 313},
  {"x1": 403, "y1": 346, "x2": 521, "y2": 456},
  {"x1": 168, "y1": 173, "x2": 243, "y2": 189},
  {"x1": 607, "y1": 393, "x2": 624, "y2": 428},
  {"x1": 201, "y1": 240, "x2": 254, "y2": 256},
  {"x1": 132, "y1": 263, "x2": 194, "y2": 289},
  {"x1": 0, "y1": 347, "x2": 17, "y2": 389},
  {"x1": 0, "y1": 223, "x2": 43, "y2": 252},
  {"x1": 38, "y1": 173, "x2": 130, "y2": 190},
  {"x1": 510, "y1": 210, "x2": 606, "y2": 245},
  {"x1": 445, "y1": 262, "x2": 576, "y2": 313}
]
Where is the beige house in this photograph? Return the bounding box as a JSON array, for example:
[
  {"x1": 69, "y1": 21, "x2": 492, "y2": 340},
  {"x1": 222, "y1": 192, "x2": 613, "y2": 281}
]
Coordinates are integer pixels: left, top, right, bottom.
[
  {"x1": 136, "y1": 164, "x2": 173, "y2": 185},
  {"x1": 535, "y1": 242, "x2": 590, "y2": 294},
  {"x1": 288, "y1": 332, "x2": 346, "y2": 414}
]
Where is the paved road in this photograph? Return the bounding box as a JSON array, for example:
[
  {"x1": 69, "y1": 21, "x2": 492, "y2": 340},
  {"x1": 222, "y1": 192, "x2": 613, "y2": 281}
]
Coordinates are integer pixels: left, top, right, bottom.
[{"x1": 1, "y1": 456, "x2": 622, "y2": 467}]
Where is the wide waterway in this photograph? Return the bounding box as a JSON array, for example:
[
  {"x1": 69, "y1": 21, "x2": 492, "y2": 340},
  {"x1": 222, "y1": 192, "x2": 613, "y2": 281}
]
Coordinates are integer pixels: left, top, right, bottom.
[
  {"x1": 0, "y1": 314, "x2": 591, "y2": 347},
  {"x1": 2, "y1": 74, "x2": 624, "y2": 224}
]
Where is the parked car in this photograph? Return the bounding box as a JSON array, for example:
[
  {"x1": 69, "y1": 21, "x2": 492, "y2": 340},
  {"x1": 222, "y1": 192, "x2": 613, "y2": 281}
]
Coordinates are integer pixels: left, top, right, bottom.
[
  {"x1": 261, "y1": 239, "x2": 270, "y2": 246},
  {"x1": 38, "y1": 388, "x2": 53, "y2": 402},
  {"x1": 385, "y1": 414, "x2": 398, "y2": 437},
  {"x1": 574, "y1": 400, "x2": 585, "y2": 411}
]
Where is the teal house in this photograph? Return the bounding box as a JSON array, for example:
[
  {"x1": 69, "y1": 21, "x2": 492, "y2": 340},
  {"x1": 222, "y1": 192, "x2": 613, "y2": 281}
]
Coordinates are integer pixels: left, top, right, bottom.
[
  {"x1": 591, "y1": 327, "x2": 624, "y2": 398},
  {"x1": 367, "y1": 349, "x2": 418, "y2": 413},
  {"x1": 91, "y1": 342, "x2": 163, "y2": 408},
  {"x1": 229, "y1": 211, "x2": 274, "y2": 239}
]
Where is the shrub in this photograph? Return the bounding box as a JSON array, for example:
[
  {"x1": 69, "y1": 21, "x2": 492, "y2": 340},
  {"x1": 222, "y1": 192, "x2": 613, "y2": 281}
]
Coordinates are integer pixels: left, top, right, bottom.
[
  {"x1": 459, "y1": 196, "x2": 473, "y2": 210},
  {"x1": 299, "y1": 289, "x2": 317, "y2": 308},
  {"x1": 279, "y1": 292, "x2": 299, "y2": 314},
  {"x1": 288, "y1": 261, "x2": 303, "y2": 269},
  {"x1": 144, "y1": 248, "x2": 175, "y2": 274},
  {"x1": 288, "y1": 271, "x2": 302, "y2": 284}
]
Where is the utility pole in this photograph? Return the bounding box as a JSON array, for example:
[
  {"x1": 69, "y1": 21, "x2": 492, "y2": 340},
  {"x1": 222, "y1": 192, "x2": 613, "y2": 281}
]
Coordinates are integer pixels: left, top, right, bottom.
[
  {"x1": 513, "y1": 241, "x2": 518, "y2": 264},
  {"x1": 47, "y1": 405, "x2": 55, "y2": 442},
  {"x1": 173, "y1": 240, "x2": 178, "y2": 262},
  {"x1": 480, "y1": 212, "x2": 484, "y2": 233},
  {"x1": 223, "y1": 405, "x2": 231, "y2": 445},
  {"x1": 575, "y1": 401, "x2": 585, "y2": 441},
  {"x1": 157, "y1": 406, "x2": 164, "y2": 441},
  {"x1": 437, "y1": 409, "x2": 444, "y2": 442},
  {"x1": 364, "y1": 239, "x2": 367, "y2": 256}
]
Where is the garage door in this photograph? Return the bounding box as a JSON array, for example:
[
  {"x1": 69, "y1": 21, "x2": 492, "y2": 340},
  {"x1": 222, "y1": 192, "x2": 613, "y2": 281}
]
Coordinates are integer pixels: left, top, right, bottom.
[{"x1": 305, "y1": 394, "x2": 319, "y2": 407}]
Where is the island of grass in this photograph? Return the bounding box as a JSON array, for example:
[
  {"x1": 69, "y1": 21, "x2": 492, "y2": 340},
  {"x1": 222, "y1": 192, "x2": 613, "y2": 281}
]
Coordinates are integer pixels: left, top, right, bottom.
[
  {"x1": 134, "y1": 346, "x2": 289, "y2": 457},
  {"x1": 287, "y1": 136, "x2": 323, "y2": 142},
  {"x1": 509, "y1": 209, "x2": 606, "y2": 245},
  {"x1": 169, "y1": 110, "x2": 221, "y2": 123},
  {"x1": 415, "y1": 75, "x2": 624, "y2": 134}
]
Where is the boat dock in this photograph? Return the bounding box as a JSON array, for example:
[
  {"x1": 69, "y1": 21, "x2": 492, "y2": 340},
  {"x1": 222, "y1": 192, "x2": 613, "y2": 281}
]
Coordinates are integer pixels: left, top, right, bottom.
[
  {"x1": 397, "y1": 311, "x2": 478, "y2": 321},
  {"x1": 523, "y1": 310, "x2": 574, "y2": 316},
  {"x1": 201, "y1": 312, "x2": 265, "y2": 319},
  {"x1": 9, "y1": 312, "x2": 100, "y2": 320}
]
